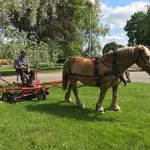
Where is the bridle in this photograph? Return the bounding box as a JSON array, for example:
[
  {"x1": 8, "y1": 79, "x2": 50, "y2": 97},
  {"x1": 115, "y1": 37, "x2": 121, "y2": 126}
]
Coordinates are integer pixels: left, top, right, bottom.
[{"x1": 136, "y1": 51, "x2": 150, "y2": 75}]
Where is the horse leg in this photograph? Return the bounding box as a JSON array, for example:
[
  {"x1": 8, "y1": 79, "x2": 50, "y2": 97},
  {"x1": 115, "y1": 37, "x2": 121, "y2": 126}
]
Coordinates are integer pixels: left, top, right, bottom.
[
  {"x1": 110, "y1": 85, "x2": 121, "y2": 111},
  {"x1": 125, "y1": 72, "x2": 131, "y2": 82},
  {"x1": 72, "y1": 82, "x2": 85, "y2": 109},
  {"x1": 65, "y1": 83, "x2": 72, "y2": 102},
  {"x1": 96, "y1": 88, "x2": 108, "y2": 113}
]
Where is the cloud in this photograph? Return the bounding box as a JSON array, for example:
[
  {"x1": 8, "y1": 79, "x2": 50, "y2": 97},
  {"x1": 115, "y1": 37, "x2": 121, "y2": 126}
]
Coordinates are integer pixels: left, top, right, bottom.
[
  {"x1": 101, "y1": 1, "x2": 149, "y2": 28},
  {"x1": 99, "y1": 34, "x2": 128, "y2": 47},
  {"x1": 100, "y1": 1, "x2": 150, "y2": 47}
]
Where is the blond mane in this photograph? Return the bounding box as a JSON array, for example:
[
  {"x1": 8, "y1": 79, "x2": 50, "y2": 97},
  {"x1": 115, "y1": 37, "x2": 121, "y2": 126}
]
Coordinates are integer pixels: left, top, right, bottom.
[
  {"x1": 116, "y1": 46, "x2": 135, "y2": 57},
  {"x1": 116, "y1": 45, "x2": 150, "y2": 58}
]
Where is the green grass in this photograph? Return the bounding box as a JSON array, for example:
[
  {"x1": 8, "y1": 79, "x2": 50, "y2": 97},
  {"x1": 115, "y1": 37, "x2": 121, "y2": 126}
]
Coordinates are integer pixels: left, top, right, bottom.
[
  {"x1": 0, "y1": 66, "x2": 16, "y2": 75},
  {"x1": 0, "y1": 83, "x2": 150, "y2": 150},
  {"x1": 0, "y1": 64, "x2": 63, "y2": 76}
]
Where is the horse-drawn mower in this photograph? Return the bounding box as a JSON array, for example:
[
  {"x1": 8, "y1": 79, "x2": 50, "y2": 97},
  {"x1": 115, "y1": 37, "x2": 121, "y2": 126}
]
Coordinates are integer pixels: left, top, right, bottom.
[{"x1": 0, "y1": 68, "x2": 62, "y2": 103}]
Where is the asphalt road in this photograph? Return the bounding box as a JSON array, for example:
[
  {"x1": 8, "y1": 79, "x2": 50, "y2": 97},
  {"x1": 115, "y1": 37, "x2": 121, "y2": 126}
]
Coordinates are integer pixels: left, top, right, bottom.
[{"x1": 0, "y1": 71, "x2": 150, "y2": 84}]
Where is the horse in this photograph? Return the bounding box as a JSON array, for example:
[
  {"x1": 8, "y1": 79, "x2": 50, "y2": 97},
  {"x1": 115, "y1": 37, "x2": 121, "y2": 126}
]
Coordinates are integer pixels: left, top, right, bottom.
[{"x1": 62, "y1": 45, "x2": 150, "y2": 113}]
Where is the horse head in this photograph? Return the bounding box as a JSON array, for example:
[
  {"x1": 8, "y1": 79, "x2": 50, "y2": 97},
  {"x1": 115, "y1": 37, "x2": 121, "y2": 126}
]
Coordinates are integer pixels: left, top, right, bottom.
[{"x1": 135, "y1": 45, "x2": 150, "y2": 75}]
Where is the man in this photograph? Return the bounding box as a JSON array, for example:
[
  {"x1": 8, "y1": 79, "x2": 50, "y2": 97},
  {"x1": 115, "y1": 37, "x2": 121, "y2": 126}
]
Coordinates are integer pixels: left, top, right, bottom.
[{"x1": 14, "y1": 50, "x2": 35, "y2": 84}]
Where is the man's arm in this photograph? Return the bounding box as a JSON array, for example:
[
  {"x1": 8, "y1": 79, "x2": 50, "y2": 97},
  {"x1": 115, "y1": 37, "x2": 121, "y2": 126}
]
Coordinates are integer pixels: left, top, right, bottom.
[{"x1": 14, "y1": 58, "x2": 28, "y2": 69}]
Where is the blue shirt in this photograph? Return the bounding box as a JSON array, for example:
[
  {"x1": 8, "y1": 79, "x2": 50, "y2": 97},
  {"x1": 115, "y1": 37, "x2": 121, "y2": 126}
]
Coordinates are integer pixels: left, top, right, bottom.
[{"x1": 14, "y1": 56, "x2": 29, "y2": 69}]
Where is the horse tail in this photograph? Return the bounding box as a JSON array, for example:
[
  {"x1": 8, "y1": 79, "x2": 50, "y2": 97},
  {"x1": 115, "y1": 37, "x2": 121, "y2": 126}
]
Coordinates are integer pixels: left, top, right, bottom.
[{"x1": 62, "y1": 59, "x2": 70, "y2": 91}]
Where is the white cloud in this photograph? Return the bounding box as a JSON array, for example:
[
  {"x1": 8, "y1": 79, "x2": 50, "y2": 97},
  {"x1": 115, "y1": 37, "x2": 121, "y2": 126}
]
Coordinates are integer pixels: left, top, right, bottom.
[
  {"x1": 101, "y1": 1, "x2": 149, "y2": 28},
  {"x1": 99, "y1": 34, "x2": 128, "y2": 47},
  {"x1": 100, "y1": 1, "x2": 150, "y2": 48}
]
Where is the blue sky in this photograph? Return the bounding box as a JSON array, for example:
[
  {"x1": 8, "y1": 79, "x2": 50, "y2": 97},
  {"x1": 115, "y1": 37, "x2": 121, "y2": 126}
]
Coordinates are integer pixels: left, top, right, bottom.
[
  {"x1": 99, "y1": 0, "x2": 150, "y2": 47},
  {"x1": 101, "y1": 0, "x2": 149, "y2": 7}
]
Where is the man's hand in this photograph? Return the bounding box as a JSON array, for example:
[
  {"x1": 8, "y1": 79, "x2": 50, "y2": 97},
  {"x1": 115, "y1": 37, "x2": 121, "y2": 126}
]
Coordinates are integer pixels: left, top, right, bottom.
[
  {"x1": 15, "y1": 66, "x2": 26, "y2": 69},
  {"x1": 20, "y1": 65, "x2": 27, "y2": 69}
]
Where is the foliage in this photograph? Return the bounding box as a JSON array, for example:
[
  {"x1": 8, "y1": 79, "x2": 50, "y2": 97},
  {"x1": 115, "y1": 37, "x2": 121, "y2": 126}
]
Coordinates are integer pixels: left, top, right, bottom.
[
  {"x1": 0, "y1": 0, "x2": 108, "y2": 59},
  {"x1": 102, "y1": 42, "x2": 124, "y2": 55},
  {"x1": 143, "y1": 6, "x2": 150, "y2": 47},
  {"x1": 0, "y1": 59, "x2": 13, "y2": 65},
  {"x1": 124, "y1": 12, "x2": 147, "y2": 46},
  {"x1": 0, "y1": 0, "x2": 109, "y2": 62},
  {"x1": 25, "y1": 39, "x2": 60, "y2": 67},
  {"x1": 0, "y1": 26, "x2": 60, "y2": 67},
  {"x1": 0, "y1": 83, "x2": 150, "y2": 149}
]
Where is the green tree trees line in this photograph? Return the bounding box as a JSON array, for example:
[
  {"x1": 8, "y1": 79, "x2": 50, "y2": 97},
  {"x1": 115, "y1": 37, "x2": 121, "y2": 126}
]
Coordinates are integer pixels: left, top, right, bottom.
[
  {"x1": 0, "y1": 0, "x2": 108, "y2": 66},
  {"x1": 103, "y1": 5, "x2": 150, "y2": 54},
  {"x1": 124, "y1": 6, "x2": 150, "y2": 46}
]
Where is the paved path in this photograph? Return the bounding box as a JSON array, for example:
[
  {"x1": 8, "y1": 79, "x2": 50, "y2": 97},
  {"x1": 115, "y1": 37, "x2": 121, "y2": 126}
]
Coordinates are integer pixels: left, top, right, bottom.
[
  {"x1": 0, "y1": 71, "x2": 150, "y2": 84},
  {"x1": 0, "y1": 72, "x2": 62, "y2": 84},
  {"x1": 129, "y1": 72, "x2": 150, "y2": 83}
]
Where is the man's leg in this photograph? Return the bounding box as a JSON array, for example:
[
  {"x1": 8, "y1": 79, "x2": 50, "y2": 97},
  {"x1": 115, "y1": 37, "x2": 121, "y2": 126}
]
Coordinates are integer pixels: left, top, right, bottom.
[
  {"x1": 16, "y1": 68, "x2": 26, "y2": 83},
  {"x1": 29, "y1": 70, "x2": 35, "y2": 80}
]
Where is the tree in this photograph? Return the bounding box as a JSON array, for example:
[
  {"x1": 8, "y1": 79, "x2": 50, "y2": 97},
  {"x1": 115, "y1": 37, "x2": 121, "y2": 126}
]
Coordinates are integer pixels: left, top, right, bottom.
[
  {"x1": 143, "y1": 5, "x2": 150, "y2": 46},
  {"x1": 124, "y1": 12, "x2": 147, "y2": 46},
  {"x1": 102, "y1": 42, "x2": 124, "y2": 55},
  {"x1": 0, "y1": 0, "x2": 108, "y2": 63}
]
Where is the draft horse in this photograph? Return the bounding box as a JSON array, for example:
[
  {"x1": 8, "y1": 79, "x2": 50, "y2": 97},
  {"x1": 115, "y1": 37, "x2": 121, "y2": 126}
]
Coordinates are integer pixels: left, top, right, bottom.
[{"x1": 62, "y1": 45, "x2": 150, "y2": 113}]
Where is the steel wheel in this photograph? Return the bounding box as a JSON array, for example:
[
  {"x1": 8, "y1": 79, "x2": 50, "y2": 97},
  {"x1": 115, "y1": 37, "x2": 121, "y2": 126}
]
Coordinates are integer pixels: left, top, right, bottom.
[
  {"x1": 10, "y1": 95, "x2": 17, "y2": 103},
  {"x1": 37, "y1": 92, "x2": 46, "y2": 100},
  {"x1": 2, "y1": 93, "x2": 9, "y2": 102}
]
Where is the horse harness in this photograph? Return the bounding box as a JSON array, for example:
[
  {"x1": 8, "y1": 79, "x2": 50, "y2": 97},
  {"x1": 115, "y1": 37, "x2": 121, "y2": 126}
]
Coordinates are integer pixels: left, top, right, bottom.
[
  {"x1": 67, "y1": 52, "x2": 127, "y2": 87},
  {"x1": 94, "y1": 52, "x2": 126, "y2": 86}
]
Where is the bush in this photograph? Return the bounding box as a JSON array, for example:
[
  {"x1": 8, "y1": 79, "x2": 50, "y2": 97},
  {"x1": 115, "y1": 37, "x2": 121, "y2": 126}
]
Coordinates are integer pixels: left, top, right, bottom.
[{"x1": 0, "y1": 59, "x2": 14, "y2": 65}]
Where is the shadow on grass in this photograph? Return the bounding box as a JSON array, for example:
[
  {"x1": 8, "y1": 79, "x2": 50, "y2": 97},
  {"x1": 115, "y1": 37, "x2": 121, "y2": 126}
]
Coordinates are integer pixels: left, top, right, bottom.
[{"x1": 26, "y1": 101, "x2": 118, "y2": 123}]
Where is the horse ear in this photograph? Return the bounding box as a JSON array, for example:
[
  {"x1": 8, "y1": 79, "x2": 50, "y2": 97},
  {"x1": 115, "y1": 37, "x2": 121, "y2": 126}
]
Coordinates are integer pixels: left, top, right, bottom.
[
  {"x1": 136, "y1": 45, "x2": 144, "y2": 52},
  {"x1": 136, "y1": 45, "x2": 145, "y2": 55},
  {"x1": 136, "y1": 45, "x2": 143, "y2": 49}
]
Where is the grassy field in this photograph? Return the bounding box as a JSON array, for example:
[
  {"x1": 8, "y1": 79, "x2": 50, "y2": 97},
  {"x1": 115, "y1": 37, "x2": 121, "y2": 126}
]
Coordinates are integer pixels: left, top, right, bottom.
[
  {"x1": 0, "y1": 64, "x2": 63, "y2": 76},
  {"x1": 0, "y1": 83, "x2": 150, "y2": 150}
]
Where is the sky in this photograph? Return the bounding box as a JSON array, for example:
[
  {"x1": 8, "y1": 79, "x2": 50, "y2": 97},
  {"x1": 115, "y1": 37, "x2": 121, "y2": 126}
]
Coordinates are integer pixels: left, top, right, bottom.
[{"x1": 99, "y1": 0, "x2": 150, "y2": 47}]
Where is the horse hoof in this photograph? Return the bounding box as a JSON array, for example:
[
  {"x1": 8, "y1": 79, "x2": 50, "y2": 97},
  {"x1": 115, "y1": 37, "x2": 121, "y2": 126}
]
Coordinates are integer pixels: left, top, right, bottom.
[
  {"x1": 97, "y1": 107, "x2": 104, "y2": 113},
  {"x1": 111, "y1": 107, "x2": 121, "y2": 111},
  {"x1": 65, "y1": 98, "x2": 72, "y2": 102},
  {"x1": 76, "y1": 104, "x2": 85, "y2": 109}
]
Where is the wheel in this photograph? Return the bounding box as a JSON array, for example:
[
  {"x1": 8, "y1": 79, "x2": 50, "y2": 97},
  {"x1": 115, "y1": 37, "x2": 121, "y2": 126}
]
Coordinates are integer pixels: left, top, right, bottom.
[
  {"x1": 2, "y1": 93, "x2": 9, "y2": 102},
  {"x1": 9, "y1": 95, "x2": 17, "y2": 103},
  {"x1": 45, "y1": 89, "x2": 49, "y2": 95},
  {"x1": 37, "y1": 91, "x2": 46, "y2": 100}
]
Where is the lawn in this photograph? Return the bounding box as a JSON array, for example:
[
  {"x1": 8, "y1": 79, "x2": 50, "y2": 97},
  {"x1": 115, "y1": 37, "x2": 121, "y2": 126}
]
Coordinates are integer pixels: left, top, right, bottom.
[
  {"x1": 0, "y1": 83, "x2": 150, "y2": 150},
  {"x1": 0, "y1": 64, "x2": 63, "y2": 76}
]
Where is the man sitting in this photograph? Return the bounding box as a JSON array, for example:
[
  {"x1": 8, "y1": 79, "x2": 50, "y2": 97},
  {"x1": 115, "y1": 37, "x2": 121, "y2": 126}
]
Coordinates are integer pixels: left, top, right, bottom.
[{"x1": 14, "y1": 50, "x2": 35, "y2": 84}]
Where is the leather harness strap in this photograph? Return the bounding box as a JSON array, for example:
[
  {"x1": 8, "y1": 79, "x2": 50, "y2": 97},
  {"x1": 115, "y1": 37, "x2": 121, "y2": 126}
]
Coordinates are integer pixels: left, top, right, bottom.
[
  {"x1": 66, "y1": 53, "x2": 127, "y2": 87},
  {"x1": 94, "y1": 58, "x2": 101, "y2": 86},
  {"x1": 93, "y1": 54, "x2": 126, "y2": 87},
  {"x1": 113, "y1": 50, "x2": 127, "y2": 86}
]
